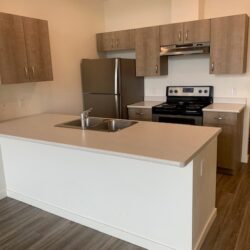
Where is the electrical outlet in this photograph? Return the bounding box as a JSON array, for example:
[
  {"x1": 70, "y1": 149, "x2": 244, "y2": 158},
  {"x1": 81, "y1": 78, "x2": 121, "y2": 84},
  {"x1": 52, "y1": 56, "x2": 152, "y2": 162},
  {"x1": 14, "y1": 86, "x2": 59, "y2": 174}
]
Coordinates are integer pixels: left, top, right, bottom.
[{"x1": 231, "y1": 88, "x2": 237, "y2": 97}]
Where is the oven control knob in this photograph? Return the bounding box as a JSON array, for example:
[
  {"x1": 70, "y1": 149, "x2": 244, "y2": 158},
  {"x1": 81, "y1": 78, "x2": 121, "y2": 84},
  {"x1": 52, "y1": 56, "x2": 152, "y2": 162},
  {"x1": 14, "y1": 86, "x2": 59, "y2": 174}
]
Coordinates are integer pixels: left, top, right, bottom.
[
  {"x1": 199, "y1": 90, "x2": 202, "y2": 93},
  {"x1": 204, "y1": 90, "x2": 208, "y2": 93},
  {"x1": 174, "y1": 90, "x2": 178, "y2": 93},
  {"x1": 170, "y1": 90, "x2": 173, "y2": 93}
]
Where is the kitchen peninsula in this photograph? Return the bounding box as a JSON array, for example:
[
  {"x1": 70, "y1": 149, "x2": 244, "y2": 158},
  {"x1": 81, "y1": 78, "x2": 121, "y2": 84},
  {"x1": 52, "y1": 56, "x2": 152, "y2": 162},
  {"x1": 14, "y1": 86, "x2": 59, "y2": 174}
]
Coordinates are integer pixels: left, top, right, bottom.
[{"x1": 0, "y1": 114, "x2": 221, "y2": 250}]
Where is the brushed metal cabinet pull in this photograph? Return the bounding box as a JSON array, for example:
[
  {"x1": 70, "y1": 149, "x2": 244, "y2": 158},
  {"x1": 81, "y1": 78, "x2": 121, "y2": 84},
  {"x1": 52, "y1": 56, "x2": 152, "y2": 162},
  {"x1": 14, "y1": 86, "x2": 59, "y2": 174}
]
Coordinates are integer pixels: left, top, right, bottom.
[
  {"x1": 116, "y1": 39, "x2": 119, "y2": 48},
  {"x1": 31, "y1": 66, "x2": 35, "y2": 79},
  {"x1": 155, "y1": 65, "x2": 159, "y2": 74},
  {"x1": 185, "y1": 30, "x2": 189, "y2": 40},
  {"x1": 24, "y1": 66, "x2": 29, "y2": 79},
  {"x1": 215, "y1": 116, "x2": 224, "y2": 120},
  {"x1": 211, "y1": 62, "x2": 214, "y2": 72},
  {"x1": 178, "y1": 31, "x2": 182, "y2": 41},
  {"x1": 135, "y1": 112, "x2": 144, "y2": 116},
  {"x1": 111, "y1": 39, "x2": 114, "y2": 48}
]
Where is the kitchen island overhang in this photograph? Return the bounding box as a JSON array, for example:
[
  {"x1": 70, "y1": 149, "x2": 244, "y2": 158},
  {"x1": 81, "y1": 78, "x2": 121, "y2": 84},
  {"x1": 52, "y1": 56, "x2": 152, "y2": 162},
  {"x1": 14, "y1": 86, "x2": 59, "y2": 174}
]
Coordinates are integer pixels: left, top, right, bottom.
[{"x1": 0, "y1": 114, "x2": 221, "y2": 250}]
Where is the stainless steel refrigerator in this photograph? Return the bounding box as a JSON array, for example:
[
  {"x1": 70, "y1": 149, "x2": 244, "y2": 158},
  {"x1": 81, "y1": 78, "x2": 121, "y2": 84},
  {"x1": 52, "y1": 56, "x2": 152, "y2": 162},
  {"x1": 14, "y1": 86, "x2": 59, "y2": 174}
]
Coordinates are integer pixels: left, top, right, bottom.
[{"x1": 81, "y1": 58, "x2": 144, "y2": 119}]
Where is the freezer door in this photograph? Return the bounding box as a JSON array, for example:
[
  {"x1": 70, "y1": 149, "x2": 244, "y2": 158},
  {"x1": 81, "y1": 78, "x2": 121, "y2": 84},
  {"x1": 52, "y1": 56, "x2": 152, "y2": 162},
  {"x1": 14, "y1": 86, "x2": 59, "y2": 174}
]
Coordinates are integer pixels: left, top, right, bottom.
[
  {"x1": 83, "y1": 93, "x2": 120, "y2": 118},
  {"x1": 81, "y1": 58, "x2": 119, "y2": 94}
]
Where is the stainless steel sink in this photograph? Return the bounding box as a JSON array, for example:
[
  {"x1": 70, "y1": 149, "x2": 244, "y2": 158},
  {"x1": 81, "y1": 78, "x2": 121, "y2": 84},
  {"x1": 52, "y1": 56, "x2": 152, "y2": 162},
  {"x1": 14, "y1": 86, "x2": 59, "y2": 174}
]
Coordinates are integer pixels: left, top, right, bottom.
[{"x1": 55, "y1": 117, "x2": 138, "y2": 132}]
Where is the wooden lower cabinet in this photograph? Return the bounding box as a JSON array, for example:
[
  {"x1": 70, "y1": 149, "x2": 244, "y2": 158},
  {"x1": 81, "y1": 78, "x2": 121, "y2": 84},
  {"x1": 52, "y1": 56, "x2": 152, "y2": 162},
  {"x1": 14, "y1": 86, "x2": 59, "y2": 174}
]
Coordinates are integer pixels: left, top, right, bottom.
[
  {"x1": 128, "y1": 108, "x2": 152, "y2": 121},
  {"x1": 203, "y1": 110, "x2": 244, "y2": 175}
]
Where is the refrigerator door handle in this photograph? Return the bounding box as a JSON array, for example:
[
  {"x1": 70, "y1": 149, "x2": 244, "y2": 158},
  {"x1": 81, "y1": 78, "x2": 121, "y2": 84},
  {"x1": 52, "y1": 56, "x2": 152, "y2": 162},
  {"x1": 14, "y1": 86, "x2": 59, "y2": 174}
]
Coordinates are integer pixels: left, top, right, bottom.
[
  {"x1": 115, "y1": 95, "x2": 120, "y2": 118},
  {"x1": 114, "y1": 59, "x2": 119, "y2": 95}
]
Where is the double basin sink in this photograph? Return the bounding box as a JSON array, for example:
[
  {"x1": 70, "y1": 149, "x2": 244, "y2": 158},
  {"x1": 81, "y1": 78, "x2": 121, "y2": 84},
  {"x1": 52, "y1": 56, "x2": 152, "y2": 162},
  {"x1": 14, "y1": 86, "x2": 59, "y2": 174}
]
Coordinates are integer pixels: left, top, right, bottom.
[{"x1": 56, "y1": 117, "x2": 138, "y2": 132}]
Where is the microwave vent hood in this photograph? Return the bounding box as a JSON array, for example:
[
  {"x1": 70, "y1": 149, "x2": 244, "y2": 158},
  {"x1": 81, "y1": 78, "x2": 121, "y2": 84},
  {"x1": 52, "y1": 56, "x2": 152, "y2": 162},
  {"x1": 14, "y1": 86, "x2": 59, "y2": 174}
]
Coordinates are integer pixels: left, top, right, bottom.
[{"x1": 160, "y1": 42, "x2": 210, "y2": 56}]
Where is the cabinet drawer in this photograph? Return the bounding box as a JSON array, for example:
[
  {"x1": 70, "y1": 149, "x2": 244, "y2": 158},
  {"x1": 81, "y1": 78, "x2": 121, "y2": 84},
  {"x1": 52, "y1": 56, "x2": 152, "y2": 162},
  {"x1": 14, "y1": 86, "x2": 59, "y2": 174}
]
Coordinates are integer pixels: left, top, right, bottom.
[
  {"x1": 203, "y1": 111, "x2": 237, "y2": 126},
  {"x1": 128, "y1": 108, "x2": 152, "y2": 121}
]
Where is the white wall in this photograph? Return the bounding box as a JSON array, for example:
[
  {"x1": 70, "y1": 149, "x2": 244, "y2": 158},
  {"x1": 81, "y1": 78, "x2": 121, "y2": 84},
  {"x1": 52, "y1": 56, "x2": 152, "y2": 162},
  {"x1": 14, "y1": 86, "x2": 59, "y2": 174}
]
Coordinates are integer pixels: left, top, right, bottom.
[
  {"x1": 104, "y1": 0, "x2": 171, "y2": 31},
  {"x1": 0, "y1": 0, "x2": 105, "y2": 120},
  {"x1": 103, "y1": 0, "x2": 250, "y2": 162}
]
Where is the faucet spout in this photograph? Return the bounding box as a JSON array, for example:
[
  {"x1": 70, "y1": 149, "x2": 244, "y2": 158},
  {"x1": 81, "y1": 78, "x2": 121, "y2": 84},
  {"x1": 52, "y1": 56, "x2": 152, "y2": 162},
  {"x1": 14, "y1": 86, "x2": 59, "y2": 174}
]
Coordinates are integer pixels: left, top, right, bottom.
[{"x1": 81, "y1": 108, "x2": 93, "y2": 129}]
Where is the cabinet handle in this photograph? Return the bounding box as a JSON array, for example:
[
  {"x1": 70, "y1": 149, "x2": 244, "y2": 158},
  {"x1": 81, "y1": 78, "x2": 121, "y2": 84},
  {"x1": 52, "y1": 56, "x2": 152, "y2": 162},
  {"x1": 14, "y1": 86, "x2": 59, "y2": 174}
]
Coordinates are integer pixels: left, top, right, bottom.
[
  {"x1": 111, "y1": 39, "x2": 114, "y2": 48},
  {"x1": 116, "y1": 39, "x2": 119, "y2": 48},
  {"x1": 214, "y1": 116, "x2": 224, "y2": 120},
  {"x1": 185, "y1": 30, "x2": 189, "y2": 40},
  {"x1": 155, "y1": 65, "x2": 159, "y2": 74},
  {"x1": 24, "y1": 66, "x2": 29, "y2": 79},
  {"x1": 31, "y1": 66, "x2": 35, "y2": 79},
  {"x1": 135, "y1": 112, "x2": 144, "y2": 116},
  {"x1": 178, "y1": 31, "x2": 182, "y2": 41},
  {"x1": 211, "y1": 62, "x2": 214, "y2": 72}
]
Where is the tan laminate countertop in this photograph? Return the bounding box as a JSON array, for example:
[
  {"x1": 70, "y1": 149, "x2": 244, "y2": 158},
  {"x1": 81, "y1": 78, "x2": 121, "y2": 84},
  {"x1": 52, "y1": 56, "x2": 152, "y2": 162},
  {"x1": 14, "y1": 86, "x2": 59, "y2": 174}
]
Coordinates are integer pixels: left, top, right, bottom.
[
  {"x1": 203, "y1": 103, "x2": 245, "y2": 113},
  {"x1": 127, "y1": 101, "x2": 163, "y2": 109},
  {"x1": 0, "y1": 114, "x2": 221, "y2": 167}
]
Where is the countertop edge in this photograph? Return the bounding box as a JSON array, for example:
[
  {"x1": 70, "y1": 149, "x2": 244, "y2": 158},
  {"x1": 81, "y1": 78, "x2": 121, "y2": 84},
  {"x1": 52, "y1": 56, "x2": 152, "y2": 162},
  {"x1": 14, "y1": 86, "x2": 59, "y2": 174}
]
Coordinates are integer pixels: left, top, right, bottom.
[
  {"x1": 202, "y1": 103, "x2": 246, "y2": 113},
  {"x1": 181, "y1": 128, "x2": 222, "y2": 166},
  {"x1": 0, "y1": 133, "x2": 183, "y2": 168}
]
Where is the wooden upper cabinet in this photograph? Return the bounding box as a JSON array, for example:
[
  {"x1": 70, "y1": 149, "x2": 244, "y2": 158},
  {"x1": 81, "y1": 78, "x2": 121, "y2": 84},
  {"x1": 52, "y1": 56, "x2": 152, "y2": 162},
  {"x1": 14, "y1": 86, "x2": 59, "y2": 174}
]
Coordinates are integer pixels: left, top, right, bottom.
[
  {"x1": 97, "y1": 29, "x2": 135, "y2": 52},
  {"x1": 183, "y1": 19, "x2": 210, "y2": 43},
  {"x1": 160, "y1": 19, "x2": 210, "y2": 46},
  {"x1": 210, "y1": 14, "x2": 249, "y2": 74},
  {"x1": 0, "y1": 12, "x2": 53, "y2": 84},
  {"x1": 160, "y1": 23, "x2": 183, "y2": 46},
  {"x1": 0, "y1": 13, "x2": 29, "y2": 84},
  {"x1": 135, "y1": 26, "x2": 167, "y2": 77},
  {"x1": 23, "y1": 17, "x2": 53, "y2": 82}
]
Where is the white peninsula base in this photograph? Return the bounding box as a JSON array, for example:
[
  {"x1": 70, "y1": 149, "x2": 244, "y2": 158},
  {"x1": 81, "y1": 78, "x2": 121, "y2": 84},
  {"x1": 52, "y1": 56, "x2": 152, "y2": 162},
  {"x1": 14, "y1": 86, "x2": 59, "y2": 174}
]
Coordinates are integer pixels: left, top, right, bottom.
[{"x1": 0, "y1": 136, "x2": 217, "y2": 250}]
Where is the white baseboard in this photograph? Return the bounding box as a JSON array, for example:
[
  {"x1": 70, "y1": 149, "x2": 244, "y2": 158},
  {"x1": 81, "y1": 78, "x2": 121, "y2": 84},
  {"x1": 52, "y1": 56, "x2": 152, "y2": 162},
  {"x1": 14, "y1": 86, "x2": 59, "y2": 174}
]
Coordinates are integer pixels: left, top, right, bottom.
[
  {"x1": 7, "y1": 189, "x2": 176, "y2": 250},
  {"x1": 194, "y1": 208, "x2": 217, "y2": 250},
  {"x1": 0, "y1": 188, "x2": 7, "y2": 200}
]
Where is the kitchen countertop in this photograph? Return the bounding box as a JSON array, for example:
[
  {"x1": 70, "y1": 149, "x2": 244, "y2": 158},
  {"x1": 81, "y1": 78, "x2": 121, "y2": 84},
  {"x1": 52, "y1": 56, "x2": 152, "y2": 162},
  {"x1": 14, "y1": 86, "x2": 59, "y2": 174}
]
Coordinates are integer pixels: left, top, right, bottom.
[
  {"x1": 127, "y1": 101, "x2": 163, "y2": 109},
  {"x1": 203, "y1": 103, "x2": 245, "y2": 113},
  {"x1": 0, "y1": 114, "x2": 221, "y2": 167}
]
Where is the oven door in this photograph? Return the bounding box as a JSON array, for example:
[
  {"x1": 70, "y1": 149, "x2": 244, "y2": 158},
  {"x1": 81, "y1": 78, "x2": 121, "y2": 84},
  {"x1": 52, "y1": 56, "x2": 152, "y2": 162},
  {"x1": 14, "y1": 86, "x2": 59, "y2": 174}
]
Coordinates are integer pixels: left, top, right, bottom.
[{"x1": 152, "y1": 114, "x2": 203, "y2": 125}]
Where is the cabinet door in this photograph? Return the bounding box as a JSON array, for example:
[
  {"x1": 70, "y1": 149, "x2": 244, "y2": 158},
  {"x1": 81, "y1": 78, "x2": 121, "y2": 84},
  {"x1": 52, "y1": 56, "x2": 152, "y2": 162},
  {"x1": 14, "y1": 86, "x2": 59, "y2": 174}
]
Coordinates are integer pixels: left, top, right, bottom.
[
  {"x1": 203, "y1": 111, "x2": 242, "y2": 174},
  {"x1": 23, "y1": 17, "x2": 53, "y2": 82},
  {"x1": 96, "y1": 32, "x2": 115, "y2": 51},
  {"x1": 0, "y1": 13, "x2": 29, "y2": 84},
  {"x1": 210, "y1": 14, "x2": 249, "y2": 74},
  {"x1": 160, "y1": 23, "x2": 183, "y2": 46},
  {"x1": 128, "y1": 108, "x2": 152, "y2": 121},
  {"x1": 97, "y1": 30, "x2": 135, "y2": 51},
  {"x1": 183, "y1": 19, "x2": 210, "y2": 43},
  {"x1": 115, "y1": 30, "x2": 135, "y2": 50},
  {"x1": 135, "y1": 26, "x2": 164, "y2": 76}
]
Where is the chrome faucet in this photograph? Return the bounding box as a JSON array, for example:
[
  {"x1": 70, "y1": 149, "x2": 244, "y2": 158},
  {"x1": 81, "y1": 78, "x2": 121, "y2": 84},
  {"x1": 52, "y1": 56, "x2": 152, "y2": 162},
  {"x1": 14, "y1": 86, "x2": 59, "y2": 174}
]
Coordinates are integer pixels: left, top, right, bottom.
[{"x1": 81, "y1": 108, "x2": 93, "y2": 129}]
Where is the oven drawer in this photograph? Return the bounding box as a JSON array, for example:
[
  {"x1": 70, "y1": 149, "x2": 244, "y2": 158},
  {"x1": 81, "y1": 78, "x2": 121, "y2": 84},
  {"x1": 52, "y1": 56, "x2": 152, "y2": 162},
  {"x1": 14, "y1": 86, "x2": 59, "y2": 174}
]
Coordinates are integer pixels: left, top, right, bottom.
[
  {"x1": 203, "y1": 111, "x2": 237, "y2": 126},
  {"x1": 128, "y1": 108, "x2": 152, "y2": 121}
]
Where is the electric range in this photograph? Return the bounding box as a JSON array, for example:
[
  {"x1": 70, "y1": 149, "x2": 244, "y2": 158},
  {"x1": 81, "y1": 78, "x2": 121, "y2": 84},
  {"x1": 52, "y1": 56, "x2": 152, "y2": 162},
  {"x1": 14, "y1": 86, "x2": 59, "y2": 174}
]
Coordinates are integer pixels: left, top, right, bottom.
[{"x1": 152, "y1": 86, "x2": 214, "y2": 125}]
